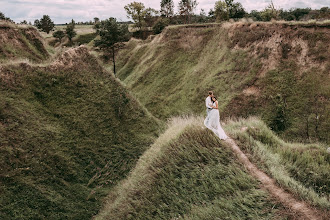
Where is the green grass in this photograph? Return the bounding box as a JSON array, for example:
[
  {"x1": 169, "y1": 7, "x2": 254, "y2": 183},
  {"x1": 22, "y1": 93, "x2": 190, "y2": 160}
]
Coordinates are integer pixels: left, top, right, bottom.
[
  {"x1": 114, "y1": 23, "x2": 330, "y2": 143},
  {"x1": 0, "y1": 49, "x2": 162, "y2": 219},
  {"x1": 74, "y1": 32, "x2": 98, "y2": 45},
  {"x1": 96, "y1": 117, "x2": 290, "y2": 219},
  {"x1": 225, "y1": 117, "x2": 330, "y2": 210},
  {"x1": 0, "y1": 25, "x2": 49, "y2": 62}
]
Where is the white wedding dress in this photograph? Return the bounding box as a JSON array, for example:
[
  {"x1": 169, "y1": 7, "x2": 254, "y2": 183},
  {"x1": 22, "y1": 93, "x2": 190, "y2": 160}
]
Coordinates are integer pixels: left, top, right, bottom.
[{"x1": 204, "y1": 101, "x2": 228, "y2": 140}]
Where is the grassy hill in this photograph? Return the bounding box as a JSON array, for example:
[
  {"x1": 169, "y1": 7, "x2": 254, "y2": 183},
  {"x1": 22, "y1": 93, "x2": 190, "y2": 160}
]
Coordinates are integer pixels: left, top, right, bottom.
[
  {"x1": 95, "y1": 117, "x2": 329, "y2": 219},
  {"x1": 0, "y1": 46, "x2": 161, "y2": 219},
  {"x1": 226, "y1": 117, "x2": 330, "y2": 210},
  {"x1": 0, "y1": 22, "x2": 49, "y2": 62},
  {"x1": 95, "y1": 116, "x2": 330, "y2": 219},
  {"x1": 115, "y1": 22, "x2": 330, "y2": 143}
]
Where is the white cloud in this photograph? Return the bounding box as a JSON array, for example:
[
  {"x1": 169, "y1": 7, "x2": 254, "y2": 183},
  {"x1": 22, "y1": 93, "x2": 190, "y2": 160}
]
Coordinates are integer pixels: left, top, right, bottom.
[{"x1": 0, "y1": 0, "x2": 329, "y2": 23}]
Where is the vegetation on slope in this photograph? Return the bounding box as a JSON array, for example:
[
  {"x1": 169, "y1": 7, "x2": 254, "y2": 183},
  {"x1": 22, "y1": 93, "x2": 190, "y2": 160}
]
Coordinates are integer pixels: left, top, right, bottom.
[
  {"x1": 0, "y1": 46, "x2": 161, "y2": 219},
  {"x1": 115, "y1": 22, "x2": 329, "y2": 143},
  {"x1": 0, "y1": 22, "x2": 49, "y2": 62},
  {"x1": 96, "y1": 117, "x2": 293, "y2": 220},
  {"x1": 226, "y1": 117, "x2": 330, "y2": 210}
]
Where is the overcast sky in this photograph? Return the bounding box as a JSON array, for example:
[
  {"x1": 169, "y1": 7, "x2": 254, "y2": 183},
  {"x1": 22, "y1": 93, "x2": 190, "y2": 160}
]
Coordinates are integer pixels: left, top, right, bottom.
[{"x1": 1, "y1": 0, "x2": 329, "y2": 24}]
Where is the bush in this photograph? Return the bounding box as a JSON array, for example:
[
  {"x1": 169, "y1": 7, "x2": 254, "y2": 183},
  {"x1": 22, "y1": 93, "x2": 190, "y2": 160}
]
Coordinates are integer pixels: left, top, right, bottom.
[
  {"x1": 152, "y1": 18, "x2": 169, "y2": 34},
  {"x1": 52, "y1": 30, "x2": 65, "y2": 43}
]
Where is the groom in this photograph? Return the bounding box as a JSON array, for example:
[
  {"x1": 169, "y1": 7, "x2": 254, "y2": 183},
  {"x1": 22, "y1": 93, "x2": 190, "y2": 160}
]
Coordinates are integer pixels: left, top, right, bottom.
[{"x1": 205, "y1": 91, "x2": 213, "y2": 116}]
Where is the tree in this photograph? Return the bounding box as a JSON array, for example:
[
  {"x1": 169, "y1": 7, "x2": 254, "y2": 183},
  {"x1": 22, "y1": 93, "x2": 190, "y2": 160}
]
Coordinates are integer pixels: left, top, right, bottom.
[
  {"x1": 249, "y1": 10, "x2": 262, "y2": 21},
  {"x1": 0, "y1": 12, "x2": 13, "y2": 22},
  {"x1": 198, "y1": 9, "x2": 208, "y2": 23},
  {"x1": 225, "y1": 0, "x2": 246, "y2": 19},
  {"x1": 214, "y1": 1, "x2": 229, "y2": 21},
  {"x1": 94, "y1": 17, "x2": 100, "y2": 24},
  {"x1": 53, "y1": 30, "x2": 65, "y2": 43},
  {"x1": 144, "y1": 7, "x2": 159, "y2": 27},
  {"x1": 178, "y1": 0, "x2": 198, "y2": 24},
  {"x1": 94, "y1": 17, "x2": 131, "y2": 75},
  {"x1": 260, "y1": 0, "x2": 279, "y2": 21},
  {"x1": 153, "y1": 18, "x2": 169, "y2": 34},
  {"x1": 214, "y1": 0, "x2": 246, "y2": 21},
  {"x1": 34, "y1": 15, "x2": 55, "y2": 34},
  {"x1": 66, "y1": 19, "x2": 77, "y2": 43},
  {"x1": 160, "y1": 0, "x2": 174, "y2": 17},
  {"x1": 0, "y1": 12, "x2": 5, "y2": 20},
  {"x1": 124, "y1": 2, "x2": 146, "y2": 30}
]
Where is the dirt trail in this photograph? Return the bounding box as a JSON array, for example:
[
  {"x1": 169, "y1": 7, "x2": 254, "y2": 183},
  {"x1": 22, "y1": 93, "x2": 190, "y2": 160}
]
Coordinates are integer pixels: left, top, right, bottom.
[{"x1": 225, "y1": 138, "x2": 322, "y2": 220}]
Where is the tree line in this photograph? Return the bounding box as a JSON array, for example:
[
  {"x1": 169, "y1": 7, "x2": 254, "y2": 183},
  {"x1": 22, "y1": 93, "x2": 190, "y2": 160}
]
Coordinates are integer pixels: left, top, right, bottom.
[{"x1": 1, "y1": 0, "x2": 329, "y2": 76}]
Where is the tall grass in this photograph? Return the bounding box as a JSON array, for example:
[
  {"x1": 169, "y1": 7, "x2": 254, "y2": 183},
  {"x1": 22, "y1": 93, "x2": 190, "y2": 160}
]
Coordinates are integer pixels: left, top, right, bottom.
[
  {"x1": 0, "y1": 25, "x2": 49, "y2": 62},
  {"x1": 113, "y1": 23, "x2": 330, "y2": 143},
  {"x1": 95, "y1": 116, "x2": 289, "y2": 220},
  {"x1": 225, "y1": 117, "x2": 330, "y2": 210},
  {"x1": 0, "y1": 51, "x2": 161, "y2": 219}
]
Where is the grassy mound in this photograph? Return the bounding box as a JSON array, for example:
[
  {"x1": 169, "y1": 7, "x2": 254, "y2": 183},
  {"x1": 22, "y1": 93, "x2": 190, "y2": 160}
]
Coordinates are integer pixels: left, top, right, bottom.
[
  {"x1": 95, "y1": 117, "x2": 292, "y2": 220},
  {"x1": 0, "y1": 23, "x2": 49, "y2": 62},
  {"x1": 0, "y1": 47, "x2": 161, "y2": 219},
  {"x1": 226, "y1": 117, "x2": 330, "y2": 210},
  {"x1": 115, "y1": 22, "x2": 329, "y2": 143}
]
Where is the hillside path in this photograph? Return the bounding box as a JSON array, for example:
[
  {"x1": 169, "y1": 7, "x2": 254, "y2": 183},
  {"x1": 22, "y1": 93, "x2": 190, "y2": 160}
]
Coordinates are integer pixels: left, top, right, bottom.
[{"x1": 224, "y1": 138, "x2": 322, "y2": 220}]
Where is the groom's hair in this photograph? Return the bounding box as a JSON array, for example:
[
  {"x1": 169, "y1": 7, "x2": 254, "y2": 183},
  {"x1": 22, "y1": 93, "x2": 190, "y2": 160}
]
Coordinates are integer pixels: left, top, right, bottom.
[{"x1": 208, "y1": 91, "x2": 213, "y2": 95}]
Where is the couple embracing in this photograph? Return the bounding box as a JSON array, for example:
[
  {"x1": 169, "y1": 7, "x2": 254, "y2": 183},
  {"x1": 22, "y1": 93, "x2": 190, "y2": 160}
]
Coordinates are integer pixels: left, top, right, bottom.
[{"x1": 204, "y1": 91, "x2": 228, "y2": 140}]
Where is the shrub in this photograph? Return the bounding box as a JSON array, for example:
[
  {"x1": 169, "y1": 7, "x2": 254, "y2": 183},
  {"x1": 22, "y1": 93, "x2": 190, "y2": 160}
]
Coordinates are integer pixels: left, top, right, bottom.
[{"x1": 152, "y1": 18, "x2": 169, "y2": 34}]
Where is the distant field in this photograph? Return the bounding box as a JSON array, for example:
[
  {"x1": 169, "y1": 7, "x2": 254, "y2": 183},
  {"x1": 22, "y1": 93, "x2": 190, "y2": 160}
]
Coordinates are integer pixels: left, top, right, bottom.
[{"x1": 40, "y1": 25, "x2": 95, "y2": 39}]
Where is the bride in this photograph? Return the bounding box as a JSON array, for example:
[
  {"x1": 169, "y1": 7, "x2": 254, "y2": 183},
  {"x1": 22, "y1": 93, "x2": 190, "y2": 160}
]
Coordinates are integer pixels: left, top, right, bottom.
[{"x1": 204, "y1": 96, "x2": 228, "y2": 140}]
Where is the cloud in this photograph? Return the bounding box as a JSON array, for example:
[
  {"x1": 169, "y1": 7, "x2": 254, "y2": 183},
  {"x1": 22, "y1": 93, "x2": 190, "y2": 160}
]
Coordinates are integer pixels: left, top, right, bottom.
[{"x1": 0, "y1": 0, "x2": 329, "y2": 23}]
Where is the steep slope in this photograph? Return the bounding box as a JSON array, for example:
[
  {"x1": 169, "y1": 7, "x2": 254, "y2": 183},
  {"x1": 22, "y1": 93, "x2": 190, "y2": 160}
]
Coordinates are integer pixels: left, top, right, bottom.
[
  {"x1": 95, "y1": 117, "x2": 327, "y2": 220},
  {"x1": 0, "y1": 46, "x2": 161, "y2": 219},
  {"x1": 0, "y1": 23, "x2": 49, "y2": 62},
  {"x1": 115, "y1": 22, "x2": 330, "y2": 143},
  {"x1": 226, "y1": 117, "x2": 330, "y2": 210},
  {"x1": 95, "y1": 117, "x2": 329, "y2": 219}
]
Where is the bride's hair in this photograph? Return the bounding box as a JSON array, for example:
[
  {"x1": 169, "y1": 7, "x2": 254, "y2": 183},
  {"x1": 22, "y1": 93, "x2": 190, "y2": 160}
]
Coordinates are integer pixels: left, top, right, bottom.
[{"x1": 212, "y1": 96, "x2": 217, "y2": 103}]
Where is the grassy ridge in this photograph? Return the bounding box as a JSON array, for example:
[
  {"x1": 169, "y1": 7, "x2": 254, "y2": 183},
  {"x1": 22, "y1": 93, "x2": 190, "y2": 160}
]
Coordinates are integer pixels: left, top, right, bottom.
[
  {"x1": 0, "y1": 49, "x2": 161, "y2": 219},
  {"x1": 96, "y1": 117, "x2": 290, "y2": 220},
  {"x1": 115, "y1": 23, "x2": 330, "y2": 143},
  {"x1": 226, "y1": 117, "x2": 330, "y2": 210},
  {"x1": 0, "y1": 24, "x2": 49, "y2": 62}
]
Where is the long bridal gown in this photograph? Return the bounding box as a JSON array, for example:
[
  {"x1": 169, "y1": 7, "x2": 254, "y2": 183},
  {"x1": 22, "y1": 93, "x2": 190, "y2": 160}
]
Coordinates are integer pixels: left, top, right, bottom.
[{"x1": 204, "y1": 102, "x2": 228, "y2": 140}]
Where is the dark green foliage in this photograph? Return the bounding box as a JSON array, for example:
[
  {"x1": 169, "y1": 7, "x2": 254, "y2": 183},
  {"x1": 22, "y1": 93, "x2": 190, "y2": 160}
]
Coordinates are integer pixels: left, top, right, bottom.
[
  {"x1": 249, "y1": 10, "x2": 263, "y2": 21},
  {"x1": 0, "y1": 54, "x2": 160, "y2": 219},
  {"x1": 261, "y1": 61, "x2": 329, "y2": 142},
  {"x1": 225, "y1": 0, "x2": 246, "y2": 19},
  {"x1": 0, "y1": 12, "x2": 5, "y2": 20},
  {"x1": 279, "y1": 8, "x2": 311, "y2": 21},
  {"x1": 160, "y1": 0, "x2": 174, "y2": 17},
  {"x1": 52, "y1": 30, "x2": 65, "y2": 43},
  {"x1": 34, "y1": 15, "x2": 55, "y2": 34},
  {"x1": 66, "y1": 19, "x2": 77, "y2": 43},
  {"x1": 94, "y1": 17, "x2": 131, "y2": 75},
  {"x1": 75, "y1": 32, "x2": 98, "y2": 45},
  {"x1": 249, "y1": 7, "x2": 329, "y2": 21},
  {"x1": 178, "y1": 0, "x2": 198, "y2": 24},
  {"x1": 152, "y1": 18, "x2": 169, "y2": 34},
  {"x1": 0, "y1": 11, "x2": 13, "y2": 22},
  {"x1": 124, "y1": 2, "x2": 147, "y2": 30}
]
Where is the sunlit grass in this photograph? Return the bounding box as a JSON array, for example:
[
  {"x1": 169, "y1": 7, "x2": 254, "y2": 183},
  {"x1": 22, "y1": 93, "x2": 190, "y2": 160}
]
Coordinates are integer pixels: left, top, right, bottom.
[
  {"x1": 95, "y1": 116, "x2": 287, "y2": 220},
  {"x1": 225, "y1": 117, "x2": 330, "y2": 209}
]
